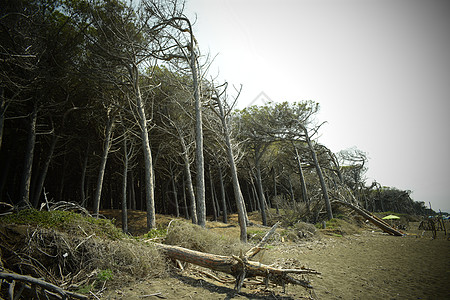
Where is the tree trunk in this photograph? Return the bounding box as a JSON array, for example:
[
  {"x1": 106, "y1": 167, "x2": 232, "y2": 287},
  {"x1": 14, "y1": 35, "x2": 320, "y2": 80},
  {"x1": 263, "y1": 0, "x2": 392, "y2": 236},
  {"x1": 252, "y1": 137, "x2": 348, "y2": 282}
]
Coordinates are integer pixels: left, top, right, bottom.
[
  {"x1": 129, "y1": 170, "x2": 136, "y2": 210},
  {"x1": 19, "y1": 103, "x2": 38, "y2": 206},
  {"x1": 250, "y1": 174, "x2": 260, "y2": 211},
  {"x1": 33, "y1": 133, "x2": 57, "y2": 208},
  {"x1": 122, "y1": 135, "x2": 129, "y2": 234},
  {"x1": 133, "y1": 67, "x2": 156, "y2": 230},
  {"x1": 217, "y1": 166, "x2": 227, "y2": 223},
  {"x1": 294, "y1": 146, "x2": 309, "y2": 211},
  {"x1": 170, "y1": 166, "x2": 180, "y2": 218},
  {"x1": 182, "y1": 175, "x2": 190, "y2": 220},
  {"x1": 208, "y1": 165, "x2": 217, "y2": 221},
  {"x1": 254, "y1": 157, "x2": 267, "y2": 226},
  {"x1": 288, "y1": 176, "x2": 295, "y2": 203},
  {"x1": 93, "y1": 115, "x2": 114, "y2": 216},
  {"x1": 153, "y1": 222, "x2": 319, "y2": 292},
  {"x1": 246, "y1": 183, "x2": 254, "y2": 212},
  {"x1": 80, "y1": 145, "x2": 89, "y2": 206},
  {"x1": 0, "y1": 88, "x2": 5, "y2": 151},
  {"x1": 272, "y1": 167, "x2": 279, "y2": 214},
  {"x1": 333, "y1": 200, "x2": 404, "y2": 236},
  {"x1": 303, "y1": 126, "x2": 333, "y2": 220},
  {"x1": 191, "y1": 48, "x2": 206, "y2": 228},
  {"x1": 180, "y1": 134, "x2": 197, "y2": 224},
  {"x1": 214, "y1": 89, "x2": 247, "y2": 240}
]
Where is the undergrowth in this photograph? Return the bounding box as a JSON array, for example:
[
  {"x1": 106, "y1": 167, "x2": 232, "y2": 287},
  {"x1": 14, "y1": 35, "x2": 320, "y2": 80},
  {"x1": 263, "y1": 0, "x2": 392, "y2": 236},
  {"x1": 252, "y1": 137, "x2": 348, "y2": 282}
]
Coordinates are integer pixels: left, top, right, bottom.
[
  {"x1": 164, "y1": 220, "x2": 247, "y2": 256},
  {"x1": 0, "y1": 210, "x2": 167, "y2": 296}
]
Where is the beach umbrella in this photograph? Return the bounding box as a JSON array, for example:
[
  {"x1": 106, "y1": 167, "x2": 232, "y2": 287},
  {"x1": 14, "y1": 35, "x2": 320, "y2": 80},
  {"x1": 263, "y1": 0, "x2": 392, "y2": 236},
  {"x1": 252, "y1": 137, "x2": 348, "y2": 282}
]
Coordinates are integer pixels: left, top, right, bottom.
[{"x1": 382, "y1": 214, "x2": 400, "y2": 220}]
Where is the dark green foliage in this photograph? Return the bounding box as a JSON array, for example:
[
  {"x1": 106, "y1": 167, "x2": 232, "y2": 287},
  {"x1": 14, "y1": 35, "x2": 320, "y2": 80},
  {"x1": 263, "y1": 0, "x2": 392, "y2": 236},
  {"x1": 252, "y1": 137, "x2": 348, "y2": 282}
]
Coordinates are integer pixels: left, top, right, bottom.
[
  {"x1": 0, "y1": 209, "x2": 124, "y2": 239},
  {"x1": 0, "y1": 0, "x2": 428, "y2": 224}
]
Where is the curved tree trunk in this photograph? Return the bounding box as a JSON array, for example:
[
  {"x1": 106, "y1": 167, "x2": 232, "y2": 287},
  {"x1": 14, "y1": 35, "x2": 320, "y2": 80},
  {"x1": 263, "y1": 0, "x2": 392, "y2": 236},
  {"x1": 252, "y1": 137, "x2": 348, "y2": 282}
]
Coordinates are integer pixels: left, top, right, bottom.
[
  {"x1": 214, "y1": 91, "x2": 247, "y2": 241},
  {"x1": 302, "y1": 126, "x2": 333, "y2": 220}
]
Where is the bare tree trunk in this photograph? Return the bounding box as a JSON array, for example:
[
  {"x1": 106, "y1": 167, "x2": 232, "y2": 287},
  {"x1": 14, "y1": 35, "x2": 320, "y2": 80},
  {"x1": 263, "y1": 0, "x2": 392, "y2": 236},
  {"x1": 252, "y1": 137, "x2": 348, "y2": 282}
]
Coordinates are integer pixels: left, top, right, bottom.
[
  {"x1": 272, "y1": 167, "x2": 279, "y2": 214},
  {"x1": 250, "y1": 173, "x2": 259, "y2": 211},
  {"x1": 294, "y1": 146, "x2": 309, "y2": 211},
  {"x1": 80, "y1": 145, "x2": 89, "y2": 207},
  {"x1": 186, "y1": 38, "x2": 206, "y2": 227},
  {"x1": 0, "y1": 88, "x2": 5, "y2": 150},
  {"x1": 288, "y1": 176, "x2": 295, "y2": 203},
  {"x1": 217, "y1": 166, "x2": 227, "y2": 223},
  {"x1": 154, "y1": 222, "x2": 319, "y2": 292},
  {"x1": 302, "y1": 126, "x2": 333, "y2": 220},
  {"x1": 208, "y1": 165, "x2": 217, "y2": 221},
  {"x1": 93, "y1": 115, "x2": 114, "y2": 216},
  {"x1": 182, "y1": 175, "x2": 189, "y2": 220},
  {"x1": 180, "y1": 134, "x2": 197, "y2": 224},
  {"x1": 194, "y1": 90, "x2": 206, "y2": 227},
  {"x1": 214, "y1": 91, "x2": 247, "y2": 241},
  {"x1": 132, "y1": 66, "x2": 156, "y2": 230},
  {"x1": 170, "y1": 166, "x2": 180, "y2": 218},
  {"x1": 122, "y1": 135, "x2": 129, "y2": 234},
  {"x1": 33, "y1": 133, "x2": 57, "y2": 208},
  {"x1": 246, "y1": 183, "x2": 253, "y2": 212},
  {"x1": 129, "y1": 170, "x2": 136, "y2": 210},
  {"x1": 254, "y1": 157, "x2": 267, "y2": 226},
  {"x1": 19, "y1": 103, "x2": 38, "y2": 206}
]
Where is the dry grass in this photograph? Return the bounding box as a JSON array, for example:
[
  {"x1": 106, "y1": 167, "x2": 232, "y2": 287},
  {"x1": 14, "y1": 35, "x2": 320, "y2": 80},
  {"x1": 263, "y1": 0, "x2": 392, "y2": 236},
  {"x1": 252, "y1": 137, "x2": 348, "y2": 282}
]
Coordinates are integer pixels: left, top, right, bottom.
[{"x1": 164, "y1": 219, "x2": 248, "y2": 256}]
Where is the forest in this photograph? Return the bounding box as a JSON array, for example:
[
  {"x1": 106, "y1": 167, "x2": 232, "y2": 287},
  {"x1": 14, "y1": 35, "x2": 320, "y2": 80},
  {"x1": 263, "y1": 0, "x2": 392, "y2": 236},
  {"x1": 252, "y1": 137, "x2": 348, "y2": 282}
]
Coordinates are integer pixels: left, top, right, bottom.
[{"x1": 0, "y1": 0, "x2": 432, "y2": 243}]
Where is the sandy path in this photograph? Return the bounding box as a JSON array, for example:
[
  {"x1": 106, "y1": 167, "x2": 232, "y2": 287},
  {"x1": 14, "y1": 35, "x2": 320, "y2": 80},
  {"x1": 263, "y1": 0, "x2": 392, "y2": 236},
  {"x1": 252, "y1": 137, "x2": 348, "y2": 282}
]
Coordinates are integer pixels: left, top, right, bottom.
[
  {"x1": 297, "y1": 229, "x2": 450, "y2": 299},
  {"x1": 100, "y1": 211, "x2": 449, "y2": 299}
]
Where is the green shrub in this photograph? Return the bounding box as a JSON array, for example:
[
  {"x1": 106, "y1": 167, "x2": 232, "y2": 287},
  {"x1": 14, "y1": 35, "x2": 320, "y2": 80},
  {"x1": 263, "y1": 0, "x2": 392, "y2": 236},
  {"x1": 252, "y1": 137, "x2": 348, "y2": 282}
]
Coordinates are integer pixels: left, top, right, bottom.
[{"x1": 97, "y1": 269, "x2": 113, "y2": 281}]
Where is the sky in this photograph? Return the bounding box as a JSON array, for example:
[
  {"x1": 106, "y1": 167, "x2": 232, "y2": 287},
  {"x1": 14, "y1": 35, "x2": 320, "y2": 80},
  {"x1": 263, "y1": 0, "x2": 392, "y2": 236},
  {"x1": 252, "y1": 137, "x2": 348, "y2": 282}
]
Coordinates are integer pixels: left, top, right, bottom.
[{"x1": 184, "y1": 0, "x2": 450, "y2": 213}]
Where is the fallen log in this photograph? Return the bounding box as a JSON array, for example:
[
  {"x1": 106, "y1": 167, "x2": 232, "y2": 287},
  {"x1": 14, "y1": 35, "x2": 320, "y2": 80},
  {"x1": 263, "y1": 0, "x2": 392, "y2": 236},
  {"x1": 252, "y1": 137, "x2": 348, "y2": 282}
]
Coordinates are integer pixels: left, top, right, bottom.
[
  {"x1": 0, "y1": 272, "x2": 88, "y2": 300},
  {"x1": 153, "y1": 222, "x2": 320, "y2": 292},
  {"x1": 332, "y1": 200, "x2": 405, "y2": 236}
]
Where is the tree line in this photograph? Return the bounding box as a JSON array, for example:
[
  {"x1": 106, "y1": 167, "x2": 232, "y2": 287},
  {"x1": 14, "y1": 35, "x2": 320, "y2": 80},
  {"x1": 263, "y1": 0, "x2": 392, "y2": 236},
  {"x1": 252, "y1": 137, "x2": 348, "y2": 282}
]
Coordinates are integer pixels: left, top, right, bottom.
[{"x1": 0, "y1": 0, "x2": 431, "y2": 242}]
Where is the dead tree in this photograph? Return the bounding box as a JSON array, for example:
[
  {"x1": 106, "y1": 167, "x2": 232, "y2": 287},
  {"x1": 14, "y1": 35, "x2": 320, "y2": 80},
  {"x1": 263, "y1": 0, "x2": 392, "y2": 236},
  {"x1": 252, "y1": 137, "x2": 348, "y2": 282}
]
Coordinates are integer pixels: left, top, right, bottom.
[
  {"x1": 333, "y1": 200, "x2": 405, "y2": 236},
  {"x1": 153, "y1": 222, "x2": 320, "y2": 292}
]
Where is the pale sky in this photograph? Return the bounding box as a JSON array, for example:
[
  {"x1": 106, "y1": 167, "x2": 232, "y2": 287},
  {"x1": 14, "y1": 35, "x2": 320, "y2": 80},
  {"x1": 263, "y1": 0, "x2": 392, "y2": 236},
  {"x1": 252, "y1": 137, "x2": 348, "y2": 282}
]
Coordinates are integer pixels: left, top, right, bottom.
[{"x1": 185, "y1": 0, "x2": 450, "y2": 213}]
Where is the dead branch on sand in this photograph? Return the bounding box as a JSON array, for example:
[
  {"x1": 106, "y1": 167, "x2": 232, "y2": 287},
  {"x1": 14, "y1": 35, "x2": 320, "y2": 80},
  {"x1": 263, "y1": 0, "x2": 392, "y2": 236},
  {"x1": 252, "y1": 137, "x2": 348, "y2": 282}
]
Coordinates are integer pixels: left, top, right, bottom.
[
  {"x1": 153, "y1": 222, "x2": 320, "y2": 292},
  {"x1": 0, "y1": 272, "x2": 88, "y2": 300}
]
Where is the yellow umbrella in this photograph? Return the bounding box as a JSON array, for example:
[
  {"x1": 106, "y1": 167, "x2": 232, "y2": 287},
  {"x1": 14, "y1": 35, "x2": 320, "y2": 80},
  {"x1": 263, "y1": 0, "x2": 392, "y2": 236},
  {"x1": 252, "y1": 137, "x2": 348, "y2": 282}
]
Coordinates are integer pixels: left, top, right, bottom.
[{"x1": 382, "y1": 215, "x2": 400, "y2": 220}]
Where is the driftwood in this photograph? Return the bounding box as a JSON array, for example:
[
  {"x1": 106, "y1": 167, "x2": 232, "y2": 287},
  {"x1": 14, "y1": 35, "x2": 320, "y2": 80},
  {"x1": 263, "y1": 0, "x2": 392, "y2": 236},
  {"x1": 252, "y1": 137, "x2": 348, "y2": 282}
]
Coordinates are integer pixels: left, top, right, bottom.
[
  {"x1": 0, "y1": 272, "x2": 88, "y2": 300},
  {"x1": 154, "y1": 222, "x2": 320, "y2": 292},
  {"x1": 332, "y1": 200, "x2": 405, "y2": 236}
]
